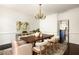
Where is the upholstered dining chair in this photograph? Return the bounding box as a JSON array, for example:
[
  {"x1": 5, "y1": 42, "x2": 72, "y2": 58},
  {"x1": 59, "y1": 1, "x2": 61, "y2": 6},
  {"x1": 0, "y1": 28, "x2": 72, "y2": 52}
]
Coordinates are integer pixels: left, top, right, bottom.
[
  {"x1": 33, "y1": 41, "x2": 48, "y2": 55},
  {"x1": 53, "y1": 35, "x2": 60, "y2": 50},
  {"x1": 48, "y1": 35, "x2": 59, "y2": 51},
  {"x1": 12, "y1": 40, "x2": 33, "y2": 55}
]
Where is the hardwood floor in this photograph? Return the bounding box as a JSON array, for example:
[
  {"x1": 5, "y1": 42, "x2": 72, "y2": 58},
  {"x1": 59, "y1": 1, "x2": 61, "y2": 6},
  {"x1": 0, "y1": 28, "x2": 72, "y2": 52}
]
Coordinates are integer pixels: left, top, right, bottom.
[
  {"x1": 64, "y1": 43, "x2": 79, "y2": 55},
  {"x1": 0, "y1": 43, "x2": 11, "y2": 50},
  {"x1": 0, "y1": 43, "x2": 79, "y2": 55}
]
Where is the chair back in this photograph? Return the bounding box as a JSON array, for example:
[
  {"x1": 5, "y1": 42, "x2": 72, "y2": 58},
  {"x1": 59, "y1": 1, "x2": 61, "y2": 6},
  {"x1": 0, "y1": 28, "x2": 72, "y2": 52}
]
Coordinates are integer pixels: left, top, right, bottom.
[
  {"x1": 17, "y1": 44, "x2": 32, "y2": 55},
  {"x1": 12, "y1": 40, "x2": 32, "y2": 55}
]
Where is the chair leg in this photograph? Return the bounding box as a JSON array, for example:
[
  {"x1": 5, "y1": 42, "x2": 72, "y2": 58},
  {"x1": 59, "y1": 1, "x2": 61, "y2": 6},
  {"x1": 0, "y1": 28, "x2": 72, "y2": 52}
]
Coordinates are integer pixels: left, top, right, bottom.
[
  {"x1": 45, "y1": 45, "x2": 48, "y2": 55},
  {"x1": 39, "y1": 46, "x2": 42, "y2": 55}
]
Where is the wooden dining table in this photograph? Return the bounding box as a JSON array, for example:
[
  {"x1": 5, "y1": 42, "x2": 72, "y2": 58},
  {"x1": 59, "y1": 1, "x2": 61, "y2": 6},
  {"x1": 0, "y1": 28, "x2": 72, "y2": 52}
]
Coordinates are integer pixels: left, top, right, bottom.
[{"x1": 20, "y1": 34, "x2": 54, "y2": 46}]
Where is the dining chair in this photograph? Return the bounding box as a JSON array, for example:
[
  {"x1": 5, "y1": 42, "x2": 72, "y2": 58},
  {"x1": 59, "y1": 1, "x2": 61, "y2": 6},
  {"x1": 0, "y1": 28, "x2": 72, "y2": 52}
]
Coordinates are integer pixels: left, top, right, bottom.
[
  {"x1": 17, "y1": 40, "x2": 26, "y2": 45},
  {"x1": 33, "y1": 41, "x2": 48, "y2": 55},
  {"x1": 48, "y1": 36, "x2": 59, "y2": 52},
  {"x1": 12, "y1": 40, "x2": 33, "y2": 55},
  {"x1": 53, "y1": 35, "x2": 60, "y2": 50}
]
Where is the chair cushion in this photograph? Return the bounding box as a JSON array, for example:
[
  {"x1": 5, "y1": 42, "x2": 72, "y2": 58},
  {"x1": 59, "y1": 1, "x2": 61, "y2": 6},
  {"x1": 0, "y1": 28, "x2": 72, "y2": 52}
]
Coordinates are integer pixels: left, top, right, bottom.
[
  {"x1": 48, "y1": 39, "x2": 55, "y2": 42},
  {"x1": 35, "y1": 41, "x2": 48, "y2": 47},
  {"x1": 33, "y1": 46, "x2": 45, "y2": 53}
]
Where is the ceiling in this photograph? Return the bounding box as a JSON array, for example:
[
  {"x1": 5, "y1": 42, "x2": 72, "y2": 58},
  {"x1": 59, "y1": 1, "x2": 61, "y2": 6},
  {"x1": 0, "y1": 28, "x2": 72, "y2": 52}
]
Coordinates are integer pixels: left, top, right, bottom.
[{"x1": 1, "y1": 4, "x2": 79, "y2": 17}]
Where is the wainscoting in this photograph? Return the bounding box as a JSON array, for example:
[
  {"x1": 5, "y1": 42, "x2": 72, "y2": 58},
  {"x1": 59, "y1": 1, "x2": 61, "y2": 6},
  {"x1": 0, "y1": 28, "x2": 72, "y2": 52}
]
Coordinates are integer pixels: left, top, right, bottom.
[{"x1": 69, "y1": 33, "x2": 79, "y2": 44}]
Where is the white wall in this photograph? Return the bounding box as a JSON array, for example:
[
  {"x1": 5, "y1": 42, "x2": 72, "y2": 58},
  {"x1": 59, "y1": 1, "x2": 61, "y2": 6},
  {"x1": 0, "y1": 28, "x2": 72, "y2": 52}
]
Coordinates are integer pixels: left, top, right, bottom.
[
  {"x1": 1, "y1": 6, "x2": 79, "y2": 45},
  {"x1": 39, "y1": 14, "x2": 57, "y2": 35},
  {"x1": 58, "y1": 7, "x2": 79, "y2": 44},
  {"x1": 0, "y1": 7, "x2": 39, "y2": 45},
  {"x1": 40, "y1": 7, "x2": 79, "y2": 44}
]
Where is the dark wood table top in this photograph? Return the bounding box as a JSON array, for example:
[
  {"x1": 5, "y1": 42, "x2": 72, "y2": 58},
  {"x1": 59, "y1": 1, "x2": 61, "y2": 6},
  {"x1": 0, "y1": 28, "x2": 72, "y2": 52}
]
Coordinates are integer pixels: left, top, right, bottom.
[{"x1": 20, "y1": 34, "x2": 54, "y2": 43}]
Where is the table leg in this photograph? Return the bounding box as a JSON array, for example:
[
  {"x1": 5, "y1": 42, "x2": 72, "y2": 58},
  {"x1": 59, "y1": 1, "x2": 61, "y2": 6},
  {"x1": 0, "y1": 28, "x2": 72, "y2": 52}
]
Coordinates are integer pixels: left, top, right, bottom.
[
  {"x1": 42, "y1": 39, "x2": 44, "y2": 42},
  {"x1": 33, "y1": 41, "x2": 36, "y2": 47}
]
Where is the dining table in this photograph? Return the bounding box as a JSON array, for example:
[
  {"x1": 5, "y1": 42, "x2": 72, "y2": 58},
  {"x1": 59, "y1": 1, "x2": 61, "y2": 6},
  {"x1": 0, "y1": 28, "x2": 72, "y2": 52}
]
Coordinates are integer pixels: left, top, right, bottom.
[{"x1": 20, "y1": 34, "x2": 54, "y2": 46}]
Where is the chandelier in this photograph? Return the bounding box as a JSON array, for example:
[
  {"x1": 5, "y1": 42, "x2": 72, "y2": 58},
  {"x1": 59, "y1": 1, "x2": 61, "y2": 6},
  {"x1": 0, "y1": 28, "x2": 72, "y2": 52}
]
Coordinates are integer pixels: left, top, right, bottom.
[{"x1": 35, "y1": 4, "x2": 46, "y2": 19}]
